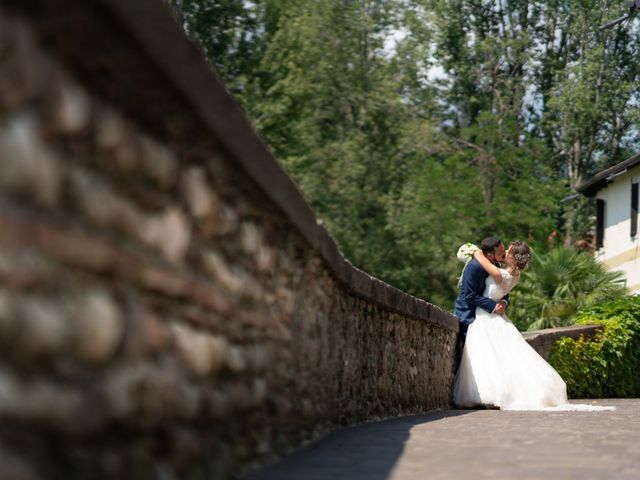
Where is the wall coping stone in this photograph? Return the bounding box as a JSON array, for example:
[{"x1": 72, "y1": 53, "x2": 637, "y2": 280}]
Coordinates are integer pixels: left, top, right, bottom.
[
  {"x1": 521, "y1": 324, "x2": 603, "y2": 341},
  {"x1": 10, "y1": 0, "x2": 458, "y2": 331}
]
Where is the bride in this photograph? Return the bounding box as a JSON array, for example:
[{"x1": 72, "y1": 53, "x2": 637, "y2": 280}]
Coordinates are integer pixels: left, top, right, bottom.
[{"x1": 453, "y1": 241, "x2": 613, "y2": 411}]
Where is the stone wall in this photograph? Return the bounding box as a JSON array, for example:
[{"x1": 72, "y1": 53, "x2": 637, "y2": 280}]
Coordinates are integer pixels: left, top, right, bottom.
[
  {"x1": 0, "y1": 2, "x2": 458, "y2": 479},
  {"x1": 523, "y1": 325, "x2": 602, "y2": 361}
]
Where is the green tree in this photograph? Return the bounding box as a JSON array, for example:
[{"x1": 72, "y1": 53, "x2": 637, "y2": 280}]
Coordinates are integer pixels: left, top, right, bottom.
[
  {"x1": 422, "y1": 0, "x2": 640, "y2": 244},
  {"x1": 542, "y1": 21, "x2": 640, "y2": 241},
  {"x1": 255, "y1": 0, "x2": 411, "y2": 280},
  {"x1": 167, "y1": 0, "x2": 281, "y2": 109},
  {"x1": 386, "y1": 139, "x2": 483, "y2": 305},
  {"x1": 168, "y1": 0, "x2": 640, "y2": 310}
]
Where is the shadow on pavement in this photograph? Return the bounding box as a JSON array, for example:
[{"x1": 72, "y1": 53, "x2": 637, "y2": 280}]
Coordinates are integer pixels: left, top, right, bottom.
[{"x1": 243, "y1": 409, "x2": 474, "y2": 480}]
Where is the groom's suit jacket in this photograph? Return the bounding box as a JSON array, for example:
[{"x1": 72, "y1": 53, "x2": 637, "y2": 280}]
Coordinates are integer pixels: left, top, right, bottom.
[{"x1": 454, "y1": 258, "x2": 509, "y2": 330}]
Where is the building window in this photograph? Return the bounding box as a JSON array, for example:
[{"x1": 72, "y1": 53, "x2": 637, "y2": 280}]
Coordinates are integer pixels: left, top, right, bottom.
[
  {"x1": 596, "y1": 199, "x2": 606, "y2": 250},
  {"x1": 632, "y1": 182, "x2": 639, "y2": 237}
]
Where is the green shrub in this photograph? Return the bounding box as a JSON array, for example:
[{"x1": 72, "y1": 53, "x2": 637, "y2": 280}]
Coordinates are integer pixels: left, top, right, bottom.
[{"x1": 548, "y1": 296, "x2": 640, "y2": 398}]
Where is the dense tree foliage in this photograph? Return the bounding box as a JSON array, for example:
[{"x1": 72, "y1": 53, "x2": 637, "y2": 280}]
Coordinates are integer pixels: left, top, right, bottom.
[{"x1": 169, "y1": 0, "x2": 640, "y2": 310}]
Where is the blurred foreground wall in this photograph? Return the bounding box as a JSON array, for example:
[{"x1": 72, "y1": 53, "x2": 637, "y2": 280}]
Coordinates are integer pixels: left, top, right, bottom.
[{"x1": 0, "y1": 1, "x2": 458, "y2": 478}]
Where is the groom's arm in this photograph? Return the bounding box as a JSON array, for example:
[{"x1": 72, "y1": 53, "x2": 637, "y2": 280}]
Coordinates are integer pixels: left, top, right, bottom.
[
  {"x1": 464, "y1": 290, "x2": 497, "y2": 313},
  {"x1": 461, "y1": 262, "x2": 497, "y2": 313}
]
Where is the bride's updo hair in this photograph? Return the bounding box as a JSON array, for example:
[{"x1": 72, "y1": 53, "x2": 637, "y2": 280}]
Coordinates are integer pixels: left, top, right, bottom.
[{"x1": 509, "y1": 241, "x2": 532, "y2": 271}]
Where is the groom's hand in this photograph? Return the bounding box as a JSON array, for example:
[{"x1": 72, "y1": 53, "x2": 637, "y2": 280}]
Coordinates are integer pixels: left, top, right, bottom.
[{"x1": 494, "y1": 302, "x2": 506, "y2": 315}]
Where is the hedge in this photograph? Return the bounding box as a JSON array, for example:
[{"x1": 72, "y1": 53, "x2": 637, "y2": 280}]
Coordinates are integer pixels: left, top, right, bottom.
[{"x1": 548, "y1": 295, "x2": 640, "y2": 398}]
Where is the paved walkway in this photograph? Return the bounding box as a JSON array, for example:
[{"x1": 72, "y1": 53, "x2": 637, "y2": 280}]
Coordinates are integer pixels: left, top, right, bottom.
[{"x1": 245, "y1": 399, "x2": 639, "y2": 480}]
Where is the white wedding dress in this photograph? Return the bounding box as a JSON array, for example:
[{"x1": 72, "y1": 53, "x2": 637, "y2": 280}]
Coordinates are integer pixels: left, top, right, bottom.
[{"x1": 453, "y1": 269, "x2": 614, "y2": 411}]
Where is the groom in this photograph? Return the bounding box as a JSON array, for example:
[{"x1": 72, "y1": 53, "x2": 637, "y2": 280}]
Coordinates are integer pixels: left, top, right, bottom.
[{"x1": 454, "y1": 237, "x2": 509, "y2": 343}]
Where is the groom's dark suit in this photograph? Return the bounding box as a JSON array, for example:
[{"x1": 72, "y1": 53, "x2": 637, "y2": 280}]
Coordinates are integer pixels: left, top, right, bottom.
[{"x1": 454, "y1": 258, "x2": 509, "y2": 339}]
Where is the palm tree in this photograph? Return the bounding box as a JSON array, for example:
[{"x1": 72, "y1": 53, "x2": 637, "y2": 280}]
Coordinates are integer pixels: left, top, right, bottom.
[{"x1": 509, "y1": 247, "x2": 627, "y2": 331}]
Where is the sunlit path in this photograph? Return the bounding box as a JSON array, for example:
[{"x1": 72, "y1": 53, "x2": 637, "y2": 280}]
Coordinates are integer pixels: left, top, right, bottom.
[{"x1": 246, "y1": 399, "x2": 639, "y2": 480}]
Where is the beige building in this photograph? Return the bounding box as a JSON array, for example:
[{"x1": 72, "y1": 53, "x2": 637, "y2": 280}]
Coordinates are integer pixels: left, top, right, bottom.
[{"x1": 577, "y1": 154, "x2": 640, "y2": 294}]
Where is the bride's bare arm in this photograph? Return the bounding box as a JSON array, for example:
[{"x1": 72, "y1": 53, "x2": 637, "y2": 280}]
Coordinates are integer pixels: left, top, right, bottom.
[{"x1": 473, "y1": 250, "x2": 503, "y2": 284}]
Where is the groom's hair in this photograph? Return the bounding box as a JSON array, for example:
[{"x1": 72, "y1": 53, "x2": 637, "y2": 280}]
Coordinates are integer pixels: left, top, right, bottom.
[{"x1": 480, "y1": 237, "x2": 502, "y2": 254}]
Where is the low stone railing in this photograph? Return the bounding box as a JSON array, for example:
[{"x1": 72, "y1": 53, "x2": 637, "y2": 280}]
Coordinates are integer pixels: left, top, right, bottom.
[
  {"x1": 0, "y1": 2, "x2": 458, "y2": 479},
  {"x1": 523, "y1": 325, "x2": 603, "y2": 360}
]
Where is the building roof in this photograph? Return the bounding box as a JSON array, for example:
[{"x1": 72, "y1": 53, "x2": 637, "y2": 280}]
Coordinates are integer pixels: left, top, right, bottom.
[{"x1": 576, "y1": 152, "x2": 640, "y2": 197}]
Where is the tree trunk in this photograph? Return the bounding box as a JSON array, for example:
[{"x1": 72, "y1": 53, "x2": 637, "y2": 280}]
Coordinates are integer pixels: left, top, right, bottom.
[{"x1": 564, "y1": 135, "x2": 582, "y2": 246}]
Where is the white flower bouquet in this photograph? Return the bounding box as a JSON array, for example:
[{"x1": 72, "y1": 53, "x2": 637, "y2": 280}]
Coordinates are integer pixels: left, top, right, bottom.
[
  {"x1": 456, "y1": 242, "x2": 479, "y2": 287},
  {"x1": 456, "y1": 242, "x2": 480, "y2": 263}
]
